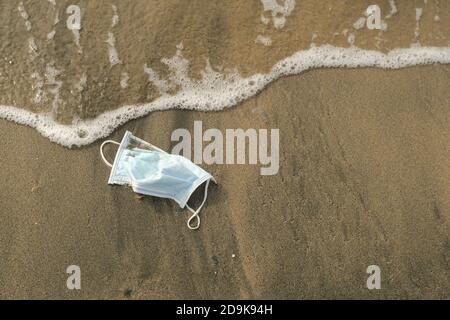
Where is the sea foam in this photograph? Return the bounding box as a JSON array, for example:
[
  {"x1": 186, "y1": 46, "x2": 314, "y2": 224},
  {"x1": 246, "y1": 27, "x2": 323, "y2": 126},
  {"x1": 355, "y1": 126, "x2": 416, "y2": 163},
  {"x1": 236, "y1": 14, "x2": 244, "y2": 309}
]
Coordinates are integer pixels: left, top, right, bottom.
[{"x1": 1, "y1": 45, "x2": 450, "y2": 148}]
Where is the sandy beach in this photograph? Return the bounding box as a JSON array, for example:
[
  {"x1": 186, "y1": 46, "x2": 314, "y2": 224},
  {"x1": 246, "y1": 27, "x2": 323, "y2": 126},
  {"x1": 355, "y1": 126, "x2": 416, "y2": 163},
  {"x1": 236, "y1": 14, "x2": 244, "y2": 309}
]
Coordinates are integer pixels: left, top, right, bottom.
[
  {"x1": 1, "y1": 65, "x2": 450, "y2": 299},
  {"x1": 0, "y1": 0, "x2": 450, "y2": 299}
]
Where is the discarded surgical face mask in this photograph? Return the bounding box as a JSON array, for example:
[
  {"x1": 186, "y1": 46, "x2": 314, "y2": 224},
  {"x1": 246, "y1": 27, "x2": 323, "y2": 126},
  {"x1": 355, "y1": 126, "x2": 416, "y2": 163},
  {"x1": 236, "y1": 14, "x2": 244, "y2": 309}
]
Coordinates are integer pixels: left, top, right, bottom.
[{"x1": 100, "y1": 131, "x2": 216, "y2": 230}]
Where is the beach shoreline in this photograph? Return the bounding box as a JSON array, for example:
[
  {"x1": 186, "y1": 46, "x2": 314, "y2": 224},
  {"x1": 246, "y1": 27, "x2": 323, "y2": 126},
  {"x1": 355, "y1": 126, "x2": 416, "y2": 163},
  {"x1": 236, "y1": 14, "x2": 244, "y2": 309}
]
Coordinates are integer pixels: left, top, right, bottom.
[{"x1": 1, "y1": 66, "x2": 450, "y2": 299}]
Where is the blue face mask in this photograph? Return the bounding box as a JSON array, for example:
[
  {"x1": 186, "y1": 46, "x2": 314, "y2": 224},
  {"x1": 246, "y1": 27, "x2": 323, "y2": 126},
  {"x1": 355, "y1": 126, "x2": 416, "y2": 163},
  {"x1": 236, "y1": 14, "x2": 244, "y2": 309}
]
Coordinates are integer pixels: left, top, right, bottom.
[{"x1": 100, "y1": 131, "x2": 216, "y2": 230}]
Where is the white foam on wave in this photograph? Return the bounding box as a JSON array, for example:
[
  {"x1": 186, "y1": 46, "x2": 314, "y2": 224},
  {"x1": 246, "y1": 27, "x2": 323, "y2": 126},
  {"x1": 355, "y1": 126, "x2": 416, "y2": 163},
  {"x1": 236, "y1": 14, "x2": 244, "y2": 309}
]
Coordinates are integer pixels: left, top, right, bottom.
[
  {"x1": 413, "y1": 8, "x2": 424, "y2": 46},
  {"x1": 120, "y1": 72, "x2": 129, "y2": 89},
  {"x1": 47, "y1": 7, "x2": 59, "y2": 41},
  {"x1": 106, "y1": 5, "x2": 122, "y2": 67},
  {"x1": 260, "y1": 0, "x2": 296, "y2": 29},
  {"x1": 45, "y1": 62, "x2": 63, "y2": 115},
  {"x1": 386, "y1": 0, "x2": 398, "y2": 19},
  {"x1": 1, "y1": 45, "x2": 450, "y2": 148},
  {"x1": 17, "y1": 2, "x2": 31, "y2": 32},
  {"x1": 256, "y1": 35, "x2": 273, "y2": 47},
  {"x1": 18, "y1": 2, "x2": 39, "y2": 61}
]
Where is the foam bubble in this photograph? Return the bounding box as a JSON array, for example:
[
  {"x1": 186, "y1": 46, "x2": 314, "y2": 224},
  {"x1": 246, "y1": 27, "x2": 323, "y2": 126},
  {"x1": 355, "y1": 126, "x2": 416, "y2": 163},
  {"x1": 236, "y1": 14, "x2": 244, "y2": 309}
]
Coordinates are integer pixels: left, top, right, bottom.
[
  {"x1": 413, "y1": 8, "x2": 424, "y2": 46},
  {"x1": 1, "y1": 45, "x2": 450, "y2": 148},
  {"x1": 347, "y1": 33, "x2": 356, "y2": 46},
  {"x1": 106, "y1": 6, "x2": 122, "y2": 66},
  {"x1": 72, "y1": 29, "x2": 82, "y2": 53},
  {"x1": 47, "y1": 30, "x2": 56, "y2": 40},
  {"x1": 17, "y1": 2, "x2": 31, "y2": 31},
  {"x1": 256, "y1": 35, "x2": 273, "y2": 47},
  {"x1": 111, "y1": 5, "x2": 119, "y2": 27},
  {"x1": 106, "y1": 32, "x2": 121, "y2": 66},
  {"x1": 260, "y1": 0, "x2": 296, "y2": 29},
  {"x1": 385, "y1": 0, "x2": 398, "y2": 19},
  {"x1": 30, "y1": 72, "x2": 44, "y2": 104},
  {"x1": 45, "y1": 62, "x2": 63, "y2": 115},
  {"x1": 120, "y1": 72, "x2": 130, "y2": 89},
  {"x1": 353, "y1": 17, "x2": 366, "y2": 30}
]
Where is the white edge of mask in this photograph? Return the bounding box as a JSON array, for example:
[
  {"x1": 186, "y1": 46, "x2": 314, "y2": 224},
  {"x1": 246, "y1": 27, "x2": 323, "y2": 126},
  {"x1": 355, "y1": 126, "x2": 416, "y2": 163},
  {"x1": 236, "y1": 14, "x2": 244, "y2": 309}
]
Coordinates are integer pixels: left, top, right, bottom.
[{"x1": 107, "y1": 131, "x2": 133, "y2": 185}]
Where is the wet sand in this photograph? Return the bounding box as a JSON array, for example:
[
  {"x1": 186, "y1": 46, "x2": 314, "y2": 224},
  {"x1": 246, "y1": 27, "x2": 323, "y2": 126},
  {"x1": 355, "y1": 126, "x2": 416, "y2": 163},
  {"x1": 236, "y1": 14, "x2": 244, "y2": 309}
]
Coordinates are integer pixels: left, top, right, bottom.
[
  {"x1": 1, "y1": 65, "x2": 450, "y2": 299},
  {"x1": 1, "y1": 0, "x2": 450, "y2": 300},
  {"x1": 1, "y1": 0, "x2": 449, "y2": 121}
]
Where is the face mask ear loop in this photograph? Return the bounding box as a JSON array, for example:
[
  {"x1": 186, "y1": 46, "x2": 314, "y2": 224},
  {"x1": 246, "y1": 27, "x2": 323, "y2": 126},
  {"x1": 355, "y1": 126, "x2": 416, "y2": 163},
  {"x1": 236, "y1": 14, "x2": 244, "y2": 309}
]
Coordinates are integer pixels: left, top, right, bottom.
[
  {"x1": 100, "y1": 140, "x2": 120, "y2": 168},
  {"x1": 186, "y1": 179, "x2": 211, "y2": 230}
]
